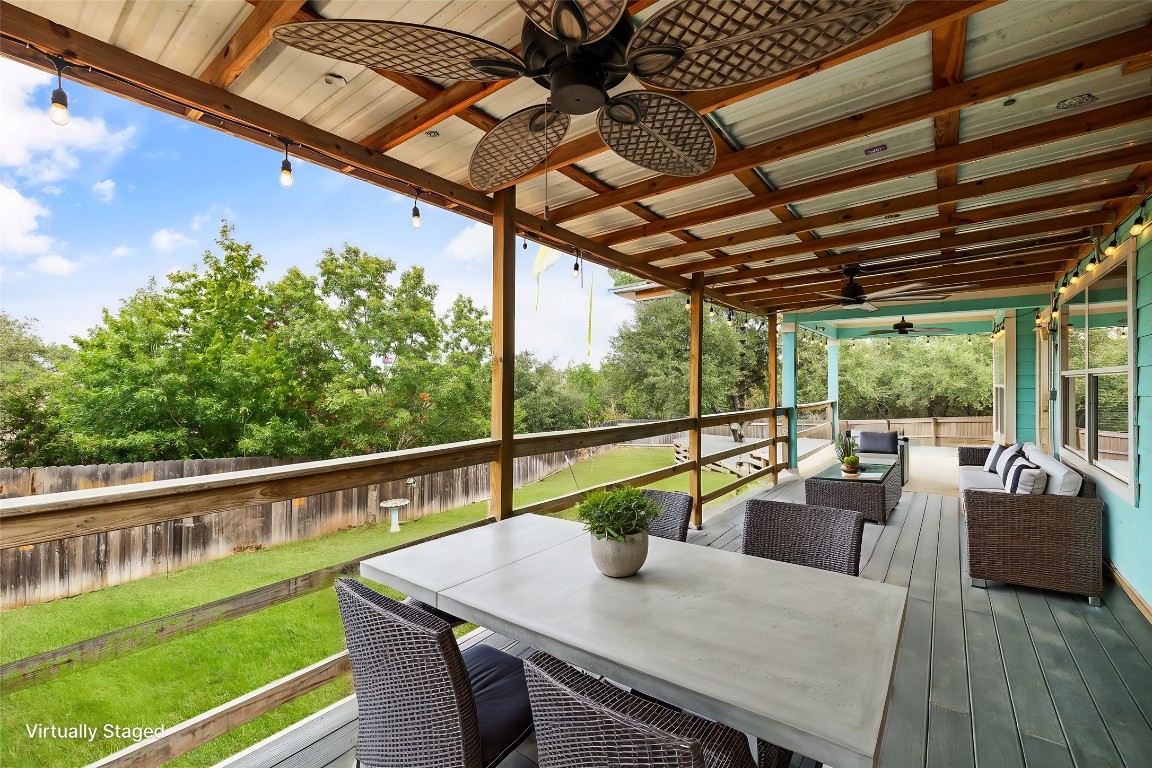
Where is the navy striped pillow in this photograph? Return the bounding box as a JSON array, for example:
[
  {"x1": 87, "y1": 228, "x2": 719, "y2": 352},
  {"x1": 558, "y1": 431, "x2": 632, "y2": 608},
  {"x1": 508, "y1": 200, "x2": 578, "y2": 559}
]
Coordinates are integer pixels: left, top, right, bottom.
[{"x1": 1005, "y1": 460, "x2": 1047, "y2": 494}]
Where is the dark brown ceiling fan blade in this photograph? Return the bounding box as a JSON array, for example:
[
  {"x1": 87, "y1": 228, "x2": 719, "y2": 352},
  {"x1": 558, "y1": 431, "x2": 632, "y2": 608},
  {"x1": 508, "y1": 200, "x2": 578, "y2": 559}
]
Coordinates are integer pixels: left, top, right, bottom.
[
  {"x1": 871, "y1": 294, "x2": 953, "y2": 302},
  {"x1": 917, "y1": 328, "x2": 954, "y2": 333},
  {"x1": 518, "y1": 0, "x2": 627, "y2": 45},
  {"x1": 626, "y1": 0, "x2": 906, "y2": 91},
  {"x1": 469, "y1": 105, "x2": 570, "y2": 190},
  {"x1": 865, "y1": 329, "x2": 896, "y2": 335},
  {"x1": 597, "y1": 92, "x2": 715, "y2": 176},
  {"x1": 271, "y1": 20, "x2": 523, "y2": 81}
]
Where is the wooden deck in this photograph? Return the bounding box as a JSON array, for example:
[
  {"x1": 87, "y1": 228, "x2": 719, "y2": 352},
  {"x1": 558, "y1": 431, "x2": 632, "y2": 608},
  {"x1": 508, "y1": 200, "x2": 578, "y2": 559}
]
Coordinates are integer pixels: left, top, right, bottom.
[{"x1": 216, "y1": 473, "x2": 1152, "y2": 768}]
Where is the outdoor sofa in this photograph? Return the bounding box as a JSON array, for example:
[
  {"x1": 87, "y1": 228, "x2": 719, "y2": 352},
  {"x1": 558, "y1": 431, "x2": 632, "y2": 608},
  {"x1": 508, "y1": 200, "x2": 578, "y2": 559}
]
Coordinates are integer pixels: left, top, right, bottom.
[{"x1": 958, "y1": 443, "x2": 1103, "y2": 604}]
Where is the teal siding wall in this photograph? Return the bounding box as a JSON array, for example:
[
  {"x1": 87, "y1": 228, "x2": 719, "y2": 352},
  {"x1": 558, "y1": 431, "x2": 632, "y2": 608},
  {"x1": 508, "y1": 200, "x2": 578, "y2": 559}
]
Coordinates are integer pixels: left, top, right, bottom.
[
  {"x1": 1015, "y1": 315, "x2": 1037, "y2": 443},
  {"x1": 1055, "y1": 204, "x2": 1150, "y2": 607}
]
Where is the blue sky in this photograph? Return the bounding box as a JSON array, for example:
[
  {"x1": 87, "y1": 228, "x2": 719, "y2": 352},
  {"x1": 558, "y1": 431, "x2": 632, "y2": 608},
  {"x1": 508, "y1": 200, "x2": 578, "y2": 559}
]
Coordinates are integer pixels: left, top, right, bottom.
[{"x1": 0, "y1": 58, "x2": 636, "y2": 366}]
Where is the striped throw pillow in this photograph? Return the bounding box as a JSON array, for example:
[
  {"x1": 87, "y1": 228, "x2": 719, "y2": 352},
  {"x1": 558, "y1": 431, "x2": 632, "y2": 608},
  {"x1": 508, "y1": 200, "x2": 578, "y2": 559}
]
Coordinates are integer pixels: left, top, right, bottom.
[
  {"x1": 983, "y1": 442, "x2": 1011, "y2": 472},
  {"x1": 1005, "y1": 460, "x2": 1047, "y2": 494},
  {"x1": 996, "y1": 449, "x2": 1027, "y2": 484}
]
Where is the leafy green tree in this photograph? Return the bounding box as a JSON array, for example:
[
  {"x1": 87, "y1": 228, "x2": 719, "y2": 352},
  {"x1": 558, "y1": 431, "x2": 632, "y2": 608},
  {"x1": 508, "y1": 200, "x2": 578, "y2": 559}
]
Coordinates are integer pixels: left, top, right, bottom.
[{"x1": 0, "y1": 314, "x2": 71, "y2": 465}]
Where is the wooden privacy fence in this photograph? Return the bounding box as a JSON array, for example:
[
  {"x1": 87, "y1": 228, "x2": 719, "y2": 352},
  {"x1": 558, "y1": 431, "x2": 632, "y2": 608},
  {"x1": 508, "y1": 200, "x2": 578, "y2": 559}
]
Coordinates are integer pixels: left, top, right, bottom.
[
  {"x1": 0, "y1": 449, "x2": 590, "y2": 609},
  {"x1": 839, "y1": 416, "x2": 994, "y2": 446}
]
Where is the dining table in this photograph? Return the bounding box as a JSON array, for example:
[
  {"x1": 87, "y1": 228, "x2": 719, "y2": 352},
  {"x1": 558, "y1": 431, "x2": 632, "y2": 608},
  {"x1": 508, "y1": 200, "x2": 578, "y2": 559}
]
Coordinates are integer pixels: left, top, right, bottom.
[{"x1": 361, "y1": 513, "x2": 907, "y2": 768}]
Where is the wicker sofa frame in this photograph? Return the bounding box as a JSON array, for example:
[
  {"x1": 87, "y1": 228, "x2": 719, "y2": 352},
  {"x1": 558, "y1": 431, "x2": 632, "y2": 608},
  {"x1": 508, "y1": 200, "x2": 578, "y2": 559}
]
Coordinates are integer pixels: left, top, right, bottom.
[{"x1": 958, "y1": 445, "x2": 1103, "y2": 603}]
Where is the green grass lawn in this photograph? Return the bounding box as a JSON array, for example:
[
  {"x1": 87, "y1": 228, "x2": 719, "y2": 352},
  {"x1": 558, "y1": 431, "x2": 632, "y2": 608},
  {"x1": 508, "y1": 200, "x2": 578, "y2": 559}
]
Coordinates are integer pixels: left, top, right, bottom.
[{"x1": 0, "y1": 446, "x2": 766, "y2": 767}]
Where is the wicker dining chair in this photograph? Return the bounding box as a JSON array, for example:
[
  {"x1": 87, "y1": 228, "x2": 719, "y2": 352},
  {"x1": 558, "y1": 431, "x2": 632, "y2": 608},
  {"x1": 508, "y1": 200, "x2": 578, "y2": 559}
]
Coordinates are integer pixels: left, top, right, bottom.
[
  {"x1": 523, "y1": 651, "x2": 756, "y2": 768},
  {"x1": 740, "y1": 499, "x2": 866, "y2": 768},
  {"x1": 334, "y1": 578, "x2": 532, "y2": 768},
  {"x1": 645, "y1": 489, "x2": 694, "y2": 542}
]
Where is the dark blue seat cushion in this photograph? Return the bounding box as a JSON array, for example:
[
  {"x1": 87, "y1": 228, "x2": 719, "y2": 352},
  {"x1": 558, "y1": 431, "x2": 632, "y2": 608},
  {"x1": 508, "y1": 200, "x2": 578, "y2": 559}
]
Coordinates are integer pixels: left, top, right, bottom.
[{"x1": 462, "y1": 644, "x2": 532, "y2": 767}]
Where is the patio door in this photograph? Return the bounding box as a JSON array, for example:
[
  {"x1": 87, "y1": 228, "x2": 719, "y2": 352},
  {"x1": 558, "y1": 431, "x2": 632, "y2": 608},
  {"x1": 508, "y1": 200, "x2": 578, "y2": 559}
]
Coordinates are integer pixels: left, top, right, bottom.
[{"x1": 1037, "y1": 326, "x2": 1053, "y2": 453}]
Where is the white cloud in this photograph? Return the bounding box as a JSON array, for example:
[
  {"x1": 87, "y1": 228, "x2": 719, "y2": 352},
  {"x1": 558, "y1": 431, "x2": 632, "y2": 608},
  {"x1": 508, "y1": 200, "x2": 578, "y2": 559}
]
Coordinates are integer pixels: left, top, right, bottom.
[
  {"x1": 0, "y1": 183, "x2": 54, "y2": 256},
  {"x1": 152, "y1": 228, "x2": 194, "y2": 252},
  {"x1": 443, "y1": 221, "x2": 491, "y2": 264},
  {"x1": 29, "y1": 253, "x2": 79, "y2": 276},
  {"x1": 0, "y1": 60, "x2": 134, "y2": 184},
  {"x1": 190, "y1": 204, "x2": 235, "y2": 232},
  {"x1": 41, "y1": 185, "x2": 64, "y2": 196},
  {"x1": 110, "y1": 244, "x2": 134, "y2": 258},
  {"x1": 91, "y1": 178, "x2": 115, "y2": 202}
]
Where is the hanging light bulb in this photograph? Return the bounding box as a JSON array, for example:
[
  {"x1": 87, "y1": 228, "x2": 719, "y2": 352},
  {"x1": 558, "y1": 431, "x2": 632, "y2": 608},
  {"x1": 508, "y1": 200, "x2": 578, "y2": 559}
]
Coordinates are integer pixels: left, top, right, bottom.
[
  {"x1": 411, "y1": 190, "x2": 422, "y2": 229},
  {"x1": 1104, "y1": 237, "x2": 1118, "y2": 256},
  {"x1": 572, "y1": 259, "x2": 580, "y2": 278},
  {"x1": 966, "y1": 335, "x2": 972, "y2": 345},
  {"x1": 278, "y1": 140, "x2": 293, "y2": 188},
  {"x1": 1085, "y1": 253, "x2": 1099, "y2": 273},
  {"x1": 1069, "y1": 268, "x2": 1080, "y2": 286},
  {"x1": 726, "y1": 309, "x2": 735, "y2": 327},
  {"x1": 684, "y1": 296, "x2": 690, "y2": 311},
  {"x1": 1035, "y1": 312, "x2": 1043, "y2": 326},
  {"x1": 740, "y1": 316, "x2": 749, "y2": 331},
  {"x1": 1131, "y1": 206, "x2": 1146, "y2": 236},
  {"x1": 1058, "y1": 278, "x2": 1068, "y2": 295},
  {"x1": 48, "y1": 57, "x2": 69, "y2": 126},
  {"x1": 708, "y1": 304, "x2": 716, "y2": 319},
  {"x1": 522, "y1": 238, "x2": 527, "y2": 250}
]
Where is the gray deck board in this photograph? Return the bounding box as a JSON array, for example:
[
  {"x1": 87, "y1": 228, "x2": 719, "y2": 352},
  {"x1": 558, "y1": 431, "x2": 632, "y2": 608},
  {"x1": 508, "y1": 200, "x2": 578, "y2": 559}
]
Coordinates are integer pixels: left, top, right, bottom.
[
  {"x1": 1016, "y1": 589, "x2": 1124, "y2": 766},
  {"x1": 217, "y1": 462, "x2": 1152, "y2": 768}
]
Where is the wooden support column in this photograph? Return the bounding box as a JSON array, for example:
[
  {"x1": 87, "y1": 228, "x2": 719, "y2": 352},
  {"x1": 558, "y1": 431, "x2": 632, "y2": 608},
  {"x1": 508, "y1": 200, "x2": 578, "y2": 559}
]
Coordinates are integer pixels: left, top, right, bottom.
[
  {"x1": 766, "y1": 310, "x2": 780, "y2": 483},
  {"x1": 688, "y1": 275, "x2": 705, "y2": 529},
  {"x1": 490, "y1": 187, "x2": 516, "y2": 520}
]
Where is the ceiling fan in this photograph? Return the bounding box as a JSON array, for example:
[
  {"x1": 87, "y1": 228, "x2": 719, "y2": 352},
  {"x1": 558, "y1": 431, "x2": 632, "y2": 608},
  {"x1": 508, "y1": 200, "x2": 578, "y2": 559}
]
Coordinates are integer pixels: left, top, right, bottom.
[
  {"x1": 812, "y1": 265, "x2": 974, "y2": 312},
  {"x1": 866, "y1": 317, "x2": 953, "y2": 335},
  {"x1": 272, "y1": 0, "x2": 906, "y2": 190}
]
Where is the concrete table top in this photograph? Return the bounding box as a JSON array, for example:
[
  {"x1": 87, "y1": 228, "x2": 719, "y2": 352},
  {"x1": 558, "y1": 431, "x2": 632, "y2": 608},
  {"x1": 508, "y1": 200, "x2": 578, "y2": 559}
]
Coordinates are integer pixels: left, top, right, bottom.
[{"x1": 361, "y1": 514, "x2": 907, "y2": 768}]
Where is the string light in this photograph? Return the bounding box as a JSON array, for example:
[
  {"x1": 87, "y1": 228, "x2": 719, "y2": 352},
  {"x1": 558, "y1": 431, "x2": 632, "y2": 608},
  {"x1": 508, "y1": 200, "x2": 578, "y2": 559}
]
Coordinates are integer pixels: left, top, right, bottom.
[
  {"x1": 1104, "y1": 236, "x2": 1118, "y2": 256},
  {"x1": 48, "y1": 56, "x2": 69, "y2": 126},
  {"x1": 1131, "y1": 204, "x2": 1146, "y2": 236},
  {"x1": 1069, "y1": 268, "x2": 1080, "y2": 286},
  {"x1": 1058, "y1": 277, "x2": 1068, "y2": 295},
  {"x1": 726, "y1": 308, "x2": 735, "y2": 327},
  {"x1": 708, "y1": 304, "x2": 716, "y2": 319},
  {"x1": 740, "y1": 316, "x2": 749, "y2": 331},
  {"x1": 1085, "y1": 252, "x2": 1099, "y2": 272},
  {"x1": 1035, "y1": 312, "x2": 1043, "y2": 327},
  {"x1": 572, "y1": 258, "x2": 580, "y2": 278},
  {"x1": 278, "y1": 139, "x2": 293, "y2": 188},
  {"x1": 684, "y1": 296, "x2": 690, "y2": 311},
  {"x1": 966, "y1": 335, "x2": 972, "y2": 345},
  {"x1": 411, "y1": 190, "x2": 422, "y2": 229}
]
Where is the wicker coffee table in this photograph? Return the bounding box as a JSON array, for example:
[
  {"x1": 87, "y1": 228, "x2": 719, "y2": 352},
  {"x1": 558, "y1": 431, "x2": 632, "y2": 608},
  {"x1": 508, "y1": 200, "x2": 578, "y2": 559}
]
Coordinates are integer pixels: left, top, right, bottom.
[{"x1": 805, "y1": 460, "x2": 902, "y2": 524}]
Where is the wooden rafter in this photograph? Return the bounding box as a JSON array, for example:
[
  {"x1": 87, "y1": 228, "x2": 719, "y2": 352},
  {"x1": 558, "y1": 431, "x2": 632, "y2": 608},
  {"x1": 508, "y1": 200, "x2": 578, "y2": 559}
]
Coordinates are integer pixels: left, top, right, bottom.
[
  {"x1": 710, "y1": 213, "x2": 1110, "y2": 286},
  {"x1": 690, "y1": 182, "x2": 1137, "y2": 280},
  {"x1": 627, "y1": 143, "x2": 1151, "y2": 264},
  {"x1": 930, "y1": 15, "x2": 968, "y2": 248},
  {"x1": 1057, "y1": 165, "x2": 1152, "y2": 279},
  {"x1": 198, "y1": 1, "x2": 305, "y2": 89},
  {"x1": 599, "y1": 96, "x2": 1152, "y2": 247},
  {"x1": 548, "y1": 26, "x2": 1152, "y2": 224},
  {"x1": 496, "y1": 1, "x2": 1000, "y2": 188}
]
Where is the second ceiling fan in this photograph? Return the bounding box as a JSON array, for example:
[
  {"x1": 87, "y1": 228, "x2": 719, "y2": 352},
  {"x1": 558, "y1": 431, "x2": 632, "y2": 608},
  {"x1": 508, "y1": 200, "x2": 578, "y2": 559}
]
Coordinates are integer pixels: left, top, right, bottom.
[{"x1": 813, "y1": 265, "x2": 975, "y2": 313}]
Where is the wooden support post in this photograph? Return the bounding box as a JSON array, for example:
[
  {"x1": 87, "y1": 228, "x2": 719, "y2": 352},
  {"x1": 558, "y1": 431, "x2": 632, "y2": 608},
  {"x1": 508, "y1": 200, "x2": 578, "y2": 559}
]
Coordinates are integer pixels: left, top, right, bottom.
[
  {"x1": 766, "y1": 311, "x2": 779, "y2": 483},
  {"x1": 688, "y1": 275, "x2": 705, "y2": 529},
  {"x1": 490, "y1": 187, "x2": 516, "y2": 521}
]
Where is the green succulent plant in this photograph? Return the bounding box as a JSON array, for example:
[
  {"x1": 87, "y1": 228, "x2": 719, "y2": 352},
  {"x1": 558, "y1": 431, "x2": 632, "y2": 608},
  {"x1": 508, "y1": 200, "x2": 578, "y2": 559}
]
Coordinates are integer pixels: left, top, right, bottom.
[
  {"x1": 576, "y1": 487, "x2": 662, "y2": 543},
  {"x1": 834, "y1": 432, "x2": 858, "y2": 462},
  {"x1": 843, "y1": 455, "x2": 861, "y2": 467}
]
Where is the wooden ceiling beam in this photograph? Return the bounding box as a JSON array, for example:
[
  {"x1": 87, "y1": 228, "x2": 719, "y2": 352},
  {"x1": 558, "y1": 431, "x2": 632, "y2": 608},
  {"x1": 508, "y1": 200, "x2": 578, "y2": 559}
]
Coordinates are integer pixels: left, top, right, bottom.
[
  {"x1": 747, "y1": 269, "x2": 1061, "y2": 310},
  {"x1": 198, "y1": 1, "x2": 305, "y2": 89},
  {"x1": 728, "y1": 254, "x2": 1071, "y2": 303},
  {"x1": 930, "y1": 15, "x2": 968, "y2": 253},
  {"x1": 1057, "y1": 168, "x2": 1151, "y2": 279},
  {"x1": 691, "y1": 182, "x2": 1137, "y2": 279},
  {"x1": 627, "y1": 143, "x2": 1151, "y2": 262},
  {"x1": 495, "y1": 1, "x2": 999, "y2": 189},
  {"x1": 711, "y1": 213, "x2": 1109, "y2": 285},
  {"x1": 598, "y1": 96, "x2": 1152, "y2": 247},
  {"x1": 548, "y1": 25, "x2": 1152, "y2": 224}
]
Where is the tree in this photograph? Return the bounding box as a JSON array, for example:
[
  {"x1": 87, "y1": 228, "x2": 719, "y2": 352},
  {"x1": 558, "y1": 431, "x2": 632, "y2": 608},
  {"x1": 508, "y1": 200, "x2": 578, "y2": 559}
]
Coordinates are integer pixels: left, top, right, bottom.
[{"x1": 0, "y1": 314, "x2": 71, "y2": 465}]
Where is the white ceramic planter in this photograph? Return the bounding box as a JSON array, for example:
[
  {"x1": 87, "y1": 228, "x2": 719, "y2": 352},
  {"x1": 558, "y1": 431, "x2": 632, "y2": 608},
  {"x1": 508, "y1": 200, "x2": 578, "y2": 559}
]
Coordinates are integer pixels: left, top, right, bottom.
[{"x1": 589, "y1": 531, "x2": 649, "y2": 577}]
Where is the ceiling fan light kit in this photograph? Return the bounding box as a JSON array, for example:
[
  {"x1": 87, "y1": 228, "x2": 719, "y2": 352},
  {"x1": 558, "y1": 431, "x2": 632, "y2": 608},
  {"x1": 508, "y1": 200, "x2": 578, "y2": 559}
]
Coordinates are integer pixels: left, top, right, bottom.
[{"x1": 272, "y1": 0, "x2": 908, "y2": 191}]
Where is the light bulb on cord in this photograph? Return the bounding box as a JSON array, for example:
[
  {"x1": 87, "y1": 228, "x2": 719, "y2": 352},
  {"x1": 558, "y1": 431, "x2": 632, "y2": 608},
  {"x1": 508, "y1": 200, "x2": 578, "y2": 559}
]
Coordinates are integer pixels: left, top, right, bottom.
[
  {"x1": 1069, "y1": 269, "x2": 1080, "y2": 286},
  {"x1": 708, "y1": 304, "x2": 716, "y2": 319},
  {"x1": 48, "y1": 57, "x2": 69, "y2": 126},
  {"x1": 684, "y1": 297, "x2": 690, "y2": 311},
  {"x1": 572, "y1": 260, "x2": 580, "y2": 278},
  {"x1": 411, "y1": 190, "x2": 422, "y2": 229},
  {"x1": 278, "y1": 140, "x2": 293, "y2": 188},
  {"x1": 1131, "y1": 207, "x2": 1145, "y2": 236},
  {"x1": 1104, "y1": 237, "x2": 1117, "y2": 256},
  {"x1": 726, "y1": 309, "x2": 735, "y2": 327}
]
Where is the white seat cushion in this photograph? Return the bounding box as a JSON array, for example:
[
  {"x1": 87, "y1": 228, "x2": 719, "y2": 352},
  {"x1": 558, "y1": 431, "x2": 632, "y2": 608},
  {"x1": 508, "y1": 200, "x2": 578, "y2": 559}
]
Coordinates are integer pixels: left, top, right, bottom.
[
  {"x1": 959, "y1": 466, "x2": 1003, "y2": 492},
  {"x1": 1024, "y1": 447, "x2": 1083, "y2": 496}
]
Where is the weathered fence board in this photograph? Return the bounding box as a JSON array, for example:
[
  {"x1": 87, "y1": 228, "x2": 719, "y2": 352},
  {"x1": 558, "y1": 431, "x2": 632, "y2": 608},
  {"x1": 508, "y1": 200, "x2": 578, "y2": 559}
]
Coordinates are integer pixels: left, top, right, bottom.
[
  {"x1": 0, "y1": 450, "x2": 591, "y2": 608},
  {"x1": 840, "y1": 416, "x2": 993, "y2": 446}
]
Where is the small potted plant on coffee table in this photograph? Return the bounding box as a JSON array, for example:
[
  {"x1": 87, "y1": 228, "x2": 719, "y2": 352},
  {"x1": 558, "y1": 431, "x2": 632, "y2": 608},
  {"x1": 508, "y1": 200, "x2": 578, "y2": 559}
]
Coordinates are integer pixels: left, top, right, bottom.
[
  {"x1": 835, "y1": 432, "x2": 861, "y2": 477},
  {"x1": 577, "y1": 487, "x2": 662, "y2": 578}
]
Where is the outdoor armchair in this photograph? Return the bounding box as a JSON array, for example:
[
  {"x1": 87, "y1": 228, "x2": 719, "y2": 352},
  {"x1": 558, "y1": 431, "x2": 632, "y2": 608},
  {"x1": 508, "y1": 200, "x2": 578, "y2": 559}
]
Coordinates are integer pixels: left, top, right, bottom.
[
  {"x1": 523, "y1": 651, "x2": 756, "y2": 768},
  {"x1": 740, "y1": 499, "x2": 866, "y2": 768},
  {"x1": 645, "y1": 489, "x2": 694, "y2": 542},
  {"x1": 334, "y1": 578, "x2": 532, "y2": 768}
]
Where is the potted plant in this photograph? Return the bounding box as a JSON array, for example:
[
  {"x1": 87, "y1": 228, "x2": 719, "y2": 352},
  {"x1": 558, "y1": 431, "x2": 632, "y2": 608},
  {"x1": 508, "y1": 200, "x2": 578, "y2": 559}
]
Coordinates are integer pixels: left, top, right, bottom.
[
  {"x1": 576, "y1": 487, "x2": 662, "y2": 578},
  {"x1": 835, "y1": 432, "x2": 860, "y2": 476}
]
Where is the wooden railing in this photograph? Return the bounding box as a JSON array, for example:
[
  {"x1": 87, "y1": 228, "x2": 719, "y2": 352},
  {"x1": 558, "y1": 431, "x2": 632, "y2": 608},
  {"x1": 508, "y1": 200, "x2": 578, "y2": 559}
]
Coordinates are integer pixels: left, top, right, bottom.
[
  {"x1": 839, "y1": 416, "x2": 993, "y2": 446},
  {"x1": 0, "y1": 412, "x2": 796, "y2": 768}
]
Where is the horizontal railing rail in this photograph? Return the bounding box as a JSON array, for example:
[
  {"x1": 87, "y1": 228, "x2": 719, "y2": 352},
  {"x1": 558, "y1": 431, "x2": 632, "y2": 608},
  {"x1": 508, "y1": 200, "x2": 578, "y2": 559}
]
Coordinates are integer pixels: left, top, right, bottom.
[
  {"x1": 0, "y1": 439, "x2": 501, "y2": 549},
  {"x1": 698, "y1": 407, "x2": 777, "y2": 428},
  {"x1": 511, "y1": 418, "x2": 696, "y2": 457}
]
